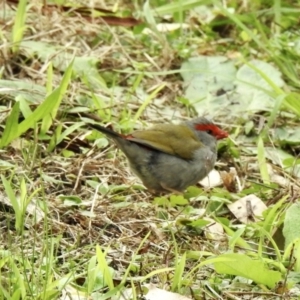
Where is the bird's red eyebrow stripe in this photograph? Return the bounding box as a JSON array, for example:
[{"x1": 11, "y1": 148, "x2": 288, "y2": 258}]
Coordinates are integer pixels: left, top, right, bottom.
[
  {"x1": 194, "y1": 123, "x2": 228, "y2": 140},
  {"x1": 195, "y1": 124, "x2": 217, "y2": 131}
]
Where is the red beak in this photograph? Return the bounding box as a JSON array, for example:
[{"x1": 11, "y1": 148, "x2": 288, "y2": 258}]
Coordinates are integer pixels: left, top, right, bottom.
[{"x1": 215, "y1": 129, "x2": 229, "y2": 140}]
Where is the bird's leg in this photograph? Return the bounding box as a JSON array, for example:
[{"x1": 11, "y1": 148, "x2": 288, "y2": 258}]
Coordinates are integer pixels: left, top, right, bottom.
[{"x1": 160, "y1": 183, "x2": 183, "y2": 195}]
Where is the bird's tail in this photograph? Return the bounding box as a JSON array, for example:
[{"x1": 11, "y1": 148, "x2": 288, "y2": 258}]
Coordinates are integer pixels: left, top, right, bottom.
[{"x1": 90, "y1": 123, "x2": 122, "y2": 139}]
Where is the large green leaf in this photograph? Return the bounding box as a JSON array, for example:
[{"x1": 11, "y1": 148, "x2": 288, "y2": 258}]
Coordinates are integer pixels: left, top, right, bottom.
[
  {"x1": 180, "y1": 57, "x2": 288, "y2": 118},
  {"x1": 214, "y1": 253, "x2": 282, "y2": 288},
  {"x1": 0, "y1": 79, "x2": 46, "y2": 103}
]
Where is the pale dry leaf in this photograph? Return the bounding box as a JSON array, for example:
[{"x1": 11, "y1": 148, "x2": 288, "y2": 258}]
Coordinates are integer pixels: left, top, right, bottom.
[
  {"x1": 227, "y1": 51, "x2": 243, "y2": 59},
  {"x1": 267, "y1": 163, "x2": 297, "y2": 189},
  {"x1": 200, "y1": 169, "x2": 223, "y2": 188},
  {"x1": 227, "y1": 194, "x2": 267, "y2": 224},
  {"x1": 144, "y1": 284, "x2": 192, "y2": 300},
  {"x1": 115, "y1": 283, "x2": 192, "y2": 300},
  {"x1": 271, "y1": 173, "x2": 291, "y2": 188},
  {"x1": 10, "y1": 138, "x2": 24, "y2": 150},
  {"x1": 203, "y1": 217, "x2": 225, "y2": 241},
  {"x1": 143, "y1": 23, "x2": 189, "y2": 34},
  {"x1": 59, "y1": 285, "x2": 90, "y2": 300},
  {"x1": 149, "y1": 222, "x2": 165, "y2": 241}
]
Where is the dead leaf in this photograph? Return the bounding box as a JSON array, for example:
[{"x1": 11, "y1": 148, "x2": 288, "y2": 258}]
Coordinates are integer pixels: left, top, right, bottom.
[
  {"x1": 227, "y1": 194, "x2": 267, "y2": 223},
  {"x1": 116, "y1": 283, "x2": 192, "y2": 300},
  {"x1": 59, "y1": 285, "x2": 91, "y2": 300},
  {"x1": 200, "y1": 169, "x2": 223, "y2": 188},
  {"x1": 143, "y1": 23, "x2": 189, "y2": 34},
  {"x1": 203, "y1": 217, "x2": 225, "y2": 241},
  {"x1": 220, "y1": 167, "x2": 237, "y2": 192}
]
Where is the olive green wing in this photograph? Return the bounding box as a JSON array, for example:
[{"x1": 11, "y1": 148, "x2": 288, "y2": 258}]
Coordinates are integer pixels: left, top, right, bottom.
[{"x1": 127, "y1": 124, "x2": 202, "y2": 160}]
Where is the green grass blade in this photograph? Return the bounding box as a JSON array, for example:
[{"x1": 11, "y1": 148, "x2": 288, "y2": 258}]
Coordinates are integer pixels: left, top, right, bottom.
[
  {"x1": 18, "y1": 61, "x2": 73, "y2": 136},
  {"x1": 1, "y1": 175, "x2": 22, "y2": 233},
  {"x1": 0, "y1": 101, "x2": 20, "y2": 148},
  {"x1": 12, "y1": 0, "x2": 28, "y2": 52},
  {"x1": 257, "y1": 137, "x2": 270, "y2": 185}
]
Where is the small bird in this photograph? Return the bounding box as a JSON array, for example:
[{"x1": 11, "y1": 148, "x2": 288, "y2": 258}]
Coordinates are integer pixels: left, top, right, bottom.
[{"x1": 90, "y1": 117, "x2": 228, "y2": 194}]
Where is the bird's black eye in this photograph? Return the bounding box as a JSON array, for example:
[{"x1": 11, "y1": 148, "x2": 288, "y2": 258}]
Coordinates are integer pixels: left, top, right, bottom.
[{"x1": 206, "y1": 130, "x2": 213, "y2": 135}]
